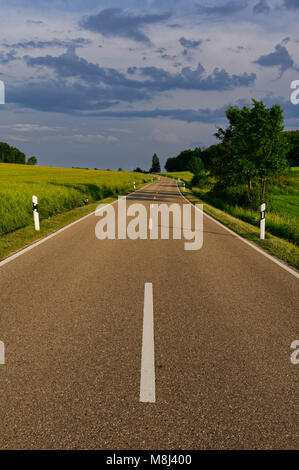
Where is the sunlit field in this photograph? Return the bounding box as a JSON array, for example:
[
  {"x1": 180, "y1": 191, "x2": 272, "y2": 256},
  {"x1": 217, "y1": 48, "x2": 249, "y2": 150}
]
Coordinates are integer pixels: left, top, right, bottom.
[{"x1": 0, "y1": 163, "x2": 151, "y2": 235}]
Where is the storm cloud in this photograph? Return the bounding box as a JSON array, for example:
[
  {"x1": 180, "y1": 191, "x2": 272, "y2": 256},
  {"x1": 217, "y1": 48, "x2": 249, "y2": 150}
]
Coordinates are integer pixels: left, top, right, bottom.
[
  {"x1": 80, "y1": 8, "x2": 171, "y2": 44},
  {"x1": 196, "y1": 1, "x2": 248, "y2": 16},
  {"x1": 253, "y1": 43, "x2": 295, "y2": 76}
]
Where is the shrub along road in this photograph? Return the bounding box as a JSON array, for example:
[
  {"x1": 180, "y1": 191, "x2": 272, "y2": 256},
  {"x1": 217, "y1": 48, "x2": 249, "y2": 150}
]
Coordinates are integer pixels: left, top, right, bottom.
[{"x1": 0, "y1": 178, "x2": 298, "y2": 449}]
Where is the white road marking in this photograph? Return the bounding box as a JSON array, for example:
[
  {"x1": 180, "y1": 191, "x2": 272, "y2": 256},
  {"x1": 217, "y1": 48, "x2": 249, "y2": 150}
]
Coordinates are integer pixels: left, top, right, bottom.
[
  {"x1": 140, "y1": 282, "x2": 156, "y2": 403},
  {"x1": 0, "y1": 181, "x2": 155, "y2": 269},
  {"x1": 176, "y1": 182, "x2": 299, "y2": 279},
  {"x1": 0, "y1": 341, "x2": 4, "y2": 364}
]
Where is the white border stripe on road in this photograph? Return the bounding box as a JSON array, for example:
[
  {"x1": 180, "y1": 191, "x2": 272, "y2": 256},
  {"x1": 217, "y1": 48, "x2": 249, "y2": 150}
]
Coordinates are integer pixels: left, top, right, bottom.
[
  {"x1": 176, "y1": 182, "x2": 299, "y2": 279},
  {"x1": 140, "y1": 282, "x2": 156, "y2": 403},
  {"x1": 0, "y1": 182, "x2": 154, "y2": 269}
]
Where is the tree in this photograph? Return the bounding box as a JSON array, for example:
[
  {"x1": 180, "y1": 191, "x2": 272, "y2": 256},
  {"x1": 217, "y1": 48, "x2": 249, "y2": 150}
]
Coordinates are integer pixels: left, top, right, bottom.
[
  {"x1": 0, "y1": 141, "x2": 26, "y2": 164},
  {"x1": 117, "y1": 167, "x2": 123, "y2": 171},
  {"x1": 133, "y1": 167, "x2": 144, "y2": 173},
  {"x1": 214, "y1": 106, "x2": 251, "y2": 188},
  {"x1": 284, "y1": 130, "x2": 299, "y2": 166},
  {"x1": 188, "y1": 155, "x2": 204, "y2": 174},
  {"x1": 164, "y1": 148, "x2": 201, "y2": 172},
  {"x1": 233, "y1": 100, "x2": 289, "y2": 198},
  {"x1": 150, "y1": 153, "x2": 161, "y2": 173},
  {"x1": 213, "y1": 100, "x2": 289, "y2": 197},
  {"x1": 27, "y1": 156, "x2": 38, "y2": 165}
]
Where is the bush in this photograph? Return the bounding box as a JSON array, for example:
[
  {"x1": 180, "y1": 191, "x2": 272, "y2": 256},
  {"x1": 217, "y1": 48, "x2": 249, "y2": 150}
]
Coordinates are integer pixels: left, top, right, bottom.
[{"x1": 210, "y1": 184, "x2": 274, "y2": 210}]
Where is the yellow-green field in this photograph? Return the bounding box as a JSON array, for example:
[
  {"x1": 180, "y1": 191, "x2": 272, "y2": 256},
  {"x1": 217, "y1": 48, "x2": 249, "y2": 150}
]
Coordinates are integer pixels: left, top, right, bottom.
[{"x1": 0, "y1": 163, "x2": 151, "y2": 235}]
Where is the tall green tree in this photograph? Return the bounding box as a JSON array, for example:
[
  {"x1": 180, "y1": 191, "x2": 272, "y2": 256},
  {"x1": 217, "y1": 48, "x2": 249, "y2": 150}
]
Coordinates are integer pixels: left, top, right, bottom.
[
  {"x1": 188, "y1": 155, "x2": 206, "y2": 186},
  {"x1": 233, "y1": 100, "x2": 289, "y2": 198},
  {"x1": 187, "y1": 155, "x2": 204, "y2": 174},
  {"x1": 214, "y1": 100, "x2": 289, "y2": 197},
  {"x1": 150, "y1": 153, "x2": 161, "y2": 173}
]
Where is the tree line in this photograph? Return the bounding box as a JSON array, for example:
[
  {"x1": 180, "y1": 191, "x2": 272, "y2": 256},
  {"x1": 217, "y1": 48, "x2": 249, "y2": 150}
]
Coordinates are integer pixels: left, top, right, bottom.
[{"x1": 0, "y1": 141, "x2": 37, "y2": 165}]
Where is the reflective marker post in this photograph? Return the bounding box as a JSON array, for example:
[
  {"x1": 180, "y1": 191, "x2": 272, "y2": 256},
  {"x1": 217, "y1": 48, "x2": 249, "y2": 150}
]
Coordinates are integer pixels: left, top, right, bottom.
[
  {"x1": 260, "y1": 203, "x2": 266, "y2": 240},
  {"x1": 32, "y1": 195, "x2": 40, "y2": 231}
]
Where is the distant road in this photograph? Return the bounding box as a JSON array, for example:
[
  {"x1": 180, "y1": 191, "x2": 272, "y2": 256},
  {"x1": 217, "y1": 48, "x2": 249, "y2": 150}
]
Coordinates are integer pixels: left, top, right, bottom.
[{"x1": 0, "y1": 178, "x2": 298, "y2": 449}]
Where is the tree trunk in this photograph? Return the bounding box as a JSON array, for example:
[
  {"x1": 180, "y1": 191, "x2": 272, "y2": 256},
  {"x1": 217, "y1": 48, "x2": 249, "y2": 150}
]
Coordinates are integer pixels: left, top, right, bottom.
[
  {"x1": 247, "y1": 174, "x2": 252, "y2": 192},
  {"x1": 261, "y1": 178, "x2": 266, "y2": 199}
]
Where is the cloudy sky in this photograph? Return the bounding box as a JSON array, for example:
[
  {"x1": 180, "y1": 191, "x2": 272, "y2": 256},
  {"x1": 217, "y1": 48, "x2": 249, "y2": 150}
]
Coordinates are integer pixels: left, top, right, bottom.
[{"x1": 0, "y1": 0, "x2": 299, "y2": 170}]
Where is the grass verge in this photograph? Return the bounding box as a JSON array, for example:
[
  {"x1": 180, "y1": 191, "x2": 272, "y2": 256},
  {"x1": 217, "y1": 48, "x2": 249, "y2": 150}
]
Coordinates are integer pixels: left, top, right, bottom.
[
  {"x1": 180, "y1": 187, "x2": 299, "y2": 270},
  {"x1": 0, "y1": 181, "x2": 148, "y2": 262}
]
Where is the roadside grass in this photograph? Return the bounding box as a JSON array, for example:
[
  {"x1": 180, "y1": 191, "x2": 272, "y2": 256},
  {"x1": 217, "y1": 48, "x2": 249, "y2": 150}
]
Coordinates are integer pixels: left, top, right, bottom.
[
  {"x1": 0, "y1": 163, "x2": 152, "y2": 261},
  {"x1": 162, "y1": 170, "x2": 298, "y2": 268},
  {"x1": 0, "y1": 163, "x2": 152, "y2": 236},
  {"x1": 180, "y1": 187, "x2": 299, "y2": 270},
  {"x1": 165, "y1": 169, "x2": 299, "y2": 245},
  {"x1": 158, "y1": 171, "x2": 193, "y2": 182},
  {"x1": 0, "y1": 198, "x2": 114, "y2": 261},
  {"x1": 192, "y1": 189, "x2": 298, "y2": 245}
]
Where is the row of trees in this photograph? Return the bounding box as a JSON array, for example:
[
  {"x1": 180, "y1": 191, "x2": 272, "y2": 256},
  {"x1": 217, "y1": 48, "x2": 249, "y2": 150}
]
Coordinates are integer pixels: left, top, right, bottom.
[
  {"x1": 0, "y1": 141, "x2": 37, "y2": 165},
  {"x1": 164, "y1": 100, "x2": 294, "y2": 199}
]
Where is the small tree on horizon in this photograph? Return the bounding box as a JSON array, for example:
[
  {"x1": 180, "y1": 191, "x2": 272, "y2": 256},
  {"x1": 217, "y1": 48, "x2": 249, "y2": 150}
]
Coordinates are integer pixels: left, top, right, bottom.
[
  {"x1": 150, "y1": 153, "x2": 161, "y2": 173},
  {"x1": 27, "y1": 156, "x2": 37, "y2": 165}
]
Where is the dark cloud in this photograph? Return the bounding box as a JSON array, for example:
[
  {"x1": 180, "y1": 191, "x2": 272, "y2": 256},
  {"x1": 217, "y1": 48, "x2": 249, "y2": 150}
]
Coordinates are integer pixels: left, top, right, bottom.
[
  {"x1": 8, "y1": 80, "x2": 119, "y2": 113},
  {"x1": 24, "y1": 47, "x2": 143, "y2": 90},
  {"x1": 133, "y1": 64, "x2": 256, "y2": 91},
  {"x1": 282, "y1": 37, "x2": 291, "y2": 44},
  {"x1": 80, "y1": 8, "x2": 171, "y2": 44},
  {"x1": 3, "y1": 38, "x2": 90, "y2": 49},
  {"x1": 253, "y1": 43, "x2": 294, "y2": 76},
  {"x1": 81, "y1": 106, "x2": 228, "y2": 123},
  {"x1": 253, "y1": 0, "x2": 270, "y2": 14},
  {"x1": 11, "y1": 48, "x2": 256, "y2": 114},
  {"x1": 0, "y1": 49, "x2": 17, "y2": 64},
  {"x1": 25, "y1": 47, "x2": 255, "y2": 93},
  {"x1": 196, "y1": 1, "x2": 248, "y2": 15},
  {"x1": 179, "y1": 37, "x2": 202, "y2": 49},
  {"x1": 282, "y1": 0, "x2": 299, "y2": 9}
]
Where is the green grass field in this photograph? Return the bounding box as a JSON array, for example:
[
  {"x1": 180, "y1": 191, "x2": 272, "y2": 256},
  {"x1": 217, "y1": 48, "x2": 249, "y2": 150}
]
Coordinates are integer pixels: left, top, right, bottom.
[
  {"x1": 0, "y1": 163, "x2": 151, "y2": 236},
  {"x1": 166, "y1": 168, "x2": 299, "y2": 253},
  {"x1": 159, "y1": 171, "x2": 193, "y2": 182}
]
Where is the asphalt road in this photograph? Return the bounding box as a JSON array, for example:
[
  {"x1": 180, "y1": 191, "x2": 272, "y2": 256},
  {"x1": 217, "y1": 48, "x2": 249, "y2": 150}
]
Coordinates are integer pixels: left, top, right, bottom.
[{"x1": 0, "y1": 178, "x2": 298, "y2": 450}]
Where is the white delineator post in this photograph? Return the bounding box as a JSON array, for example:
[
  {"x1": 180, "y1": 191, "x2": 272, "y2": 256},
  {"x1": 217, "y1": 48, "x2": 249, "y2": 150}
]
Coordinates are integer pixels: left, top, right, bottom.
[
  {"x1": 32, "y1": 195, "x2": 40, "y2": 231},
  {"x1": 133, "y1": 181, "x2": 136, "y2": 190},
  {"x1": 260, "y1": 203, "x2": 266, "y2": 240}
]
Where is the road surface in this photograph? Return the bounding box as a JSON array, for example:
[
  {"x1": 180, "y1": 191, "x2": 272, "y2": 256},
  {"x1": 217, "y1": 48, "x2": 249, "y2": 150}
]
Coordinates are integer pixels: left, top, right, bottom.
[{"x1": 0, "y1": 178, "x2": 298, "y2": 449}]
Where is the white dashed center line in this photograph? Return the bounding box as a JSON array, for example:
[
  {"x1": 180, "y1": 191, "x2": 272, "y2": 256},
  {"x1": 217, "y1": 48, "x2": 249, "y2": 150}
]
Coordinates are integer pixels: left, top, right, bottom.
[{"x1": 140, "y1": 283, "x2": 156, "y2": 403}]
